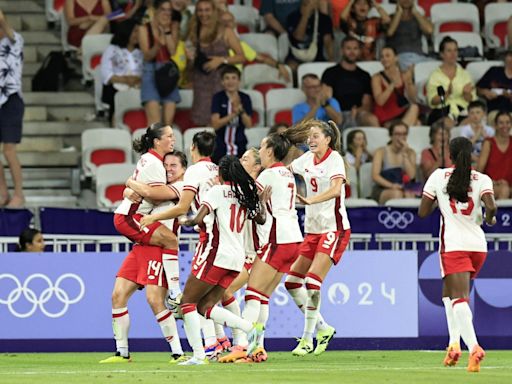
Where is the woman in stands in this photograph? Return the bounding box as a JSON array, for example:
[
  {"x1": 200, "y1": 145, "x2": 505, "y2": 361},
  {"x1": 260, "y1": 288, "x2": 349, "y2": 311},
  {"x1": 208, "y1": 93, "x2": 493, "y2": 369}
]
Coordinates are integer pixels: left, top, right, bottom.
[
  {"x1": 16, "y1": 228, "x2": 45, "y2": 252},
  {"x1": 65, "y1": 0, "x2": 111, "y2": 49},
  {"x1": 284, "y1": 120, "x2": 350, "y2": 356},
  {"x1": 419, "y1": 137, "x2": 496, "y2": 373},
  {"x1": 345, "y1": 129, "x2": 372, "y2": 172},
  {"x1": 420, "y1": 119, "x2": 452, "y2": 181},
  {"x1": 477, "y1": 111, "x2": 512, "y2": 200},
  {"x1": 102, "y1": 150, "x2": 188, "y2": 364}
]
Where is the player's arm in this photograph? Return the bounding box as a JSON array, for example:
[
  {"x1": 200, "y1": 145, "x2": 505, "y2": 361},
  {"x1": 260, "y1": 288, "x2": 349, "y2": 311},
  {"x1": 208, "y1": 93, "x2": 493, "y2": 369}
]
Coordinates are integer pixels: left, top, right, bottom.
[
  {"x1": 179, "y1": 205, "x2": 209, "y2": 227},
  {"x1": 418, "y1": 195, "x2": 436, "y2": 218},
  {"x1": 297, "y1": 178, "x2": 344, "y2": 205},
  {"x1": 126, "y1": 178, "x2": 179, "y2": 201},
  {"x1": 482, "y1": 192, "x2": 497, "y2": 226},
  {"x1": 139, "y1": 189, "x2": 195, "y2": 228}
]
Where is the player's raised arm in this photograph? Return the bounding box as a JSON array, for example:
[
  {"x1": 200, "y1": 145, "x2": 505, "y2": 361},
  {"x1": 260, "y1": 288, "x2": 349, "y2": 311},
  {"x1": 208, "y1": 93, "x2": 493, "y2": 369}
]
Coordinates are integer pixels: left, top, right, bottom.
[{"x1": 140, "y1": 189, "x2": 195, "y2": 228}]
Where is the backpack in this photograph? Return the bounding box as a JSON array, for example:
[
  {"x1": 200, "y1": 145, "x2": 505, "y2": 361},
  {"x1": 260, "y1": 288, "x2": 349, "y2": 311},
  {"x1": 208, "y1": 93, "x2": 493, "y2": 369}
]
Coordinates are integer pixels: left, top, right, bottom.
[{"x1": 31, "y1": 51, "x2": 71, "y2": 92}]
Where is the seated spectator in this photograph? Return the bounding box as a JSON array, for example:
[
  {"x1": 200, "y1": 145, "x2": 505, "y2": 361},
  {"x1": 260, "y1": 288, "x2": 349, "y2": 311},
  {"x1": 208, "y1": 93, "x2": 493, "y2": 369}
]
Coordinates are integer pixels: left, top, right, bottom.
[
  {"x1": 372, "y1": 46, "x2": 418, "y2": 127},
  {"x1": 345, "y1": 128, "x2": 372, "y2": 172},
  {"x1": 322, "y1": 36, "x2": 379, "y2": 129},
  {"x1": 260, "y1": 0, "x2": 302, "y2": 37},
  {"x1": 420, "y1": 120, "x2": 452, "y2": 181},
  {"x1": 287, "y1": 0, "x2": 335, "y2": 71},
  {"x1": 386, "y1": 0, "x2": 433, "y2": 71},
  {"x1": 292, "y1": 73, "x2": 342, "y2": 125},
  {"x1": 459, "y1": 100, "x2": 494, "y2": 164},
  {"x1": 210, "y1": 65, "x2": 253, "y2": 163},
  {"x1": 340, "y1": 0, "x2": 390, "y2": 61},
  {"x1": 65, "y1": 0, "x2": 111, "y2": 49},
  {"x1": 426, "y1": 36, "x2": 476, "y2": 126},
  {"x1": 477, "y1": 50, "x2": 512, "y2": 115},
  {"x1": 16, "y1": 228, "x2": 45, "y2": 252},
  {"x1": 477, "y1": 111, "x2": 512, "y2": 200},
  {"x1": 371, "y1": 120, "x2": 417, "y2": 204},
  {"x1": 101, "y1": 19, "x2": 143, "y2": 125}
]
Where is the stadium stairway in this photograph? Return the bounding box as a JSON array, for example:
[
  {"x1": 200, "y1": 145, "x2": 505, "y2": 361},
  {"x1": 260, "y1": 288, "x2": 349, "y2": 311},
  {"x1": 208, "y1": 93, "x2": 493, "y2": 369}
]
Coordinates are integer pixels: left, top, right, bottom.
[{"x1": 1, "y1": 0, "x2": 104, "y2": 208}]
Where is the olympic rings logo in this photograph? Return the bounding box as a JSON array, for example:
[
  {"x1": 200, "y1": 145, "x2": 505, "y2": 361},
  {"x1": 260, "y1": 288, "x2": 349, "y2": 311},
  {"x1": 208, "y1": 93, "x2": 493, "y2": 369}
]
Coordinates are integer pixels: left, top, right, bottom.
[
  {"x1": 378, "y1": 210, "x2": 414, "y2": 229},
  {"x1": 0, "y1": 273, "x2": 85, "y2": 318}
]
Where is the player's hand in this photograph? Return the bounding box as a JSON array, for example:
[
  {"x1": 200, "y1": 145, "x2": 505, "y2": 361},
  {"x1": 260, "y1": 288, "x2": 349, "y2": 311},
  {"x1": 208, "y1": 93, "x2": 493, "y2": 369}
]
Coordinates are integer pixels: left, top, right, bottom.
[
  {"x1": 296, "y1": 194, "x2": 311, "y2": 205},
  {"x1": 139, "y1": 214, "x2": 156, "y2": 229},
  {"x1": 206, "y1": 176, "x2": 220, "y2": 188},
  {"x1": 258, "y1": 185, "x2": 272, "y2": 204},
  {"x1": 485, "y1": 216, "x2": 497, "y2": 226},
  {"x1": 123, "y1": 188, "x2": 142, "y2": 203}
]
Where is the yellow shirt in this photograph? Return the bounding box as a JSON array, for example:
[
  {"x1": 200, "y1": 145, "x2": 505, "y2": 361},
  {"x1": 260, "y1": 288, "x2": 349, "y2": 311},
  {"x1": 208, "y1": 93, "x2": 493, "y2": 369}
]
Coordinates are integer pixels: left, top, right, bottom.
[{"x1": 229, "y1": 41, "x2": 257, "y2": 71}]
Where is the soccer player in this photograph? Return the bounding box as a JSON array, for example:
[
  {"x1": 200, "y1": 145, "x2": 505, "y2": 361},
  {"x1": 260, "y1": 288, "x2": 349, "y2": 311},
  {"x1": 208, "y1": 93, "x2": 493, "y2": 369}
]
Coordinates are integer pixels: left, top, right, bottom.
[
  {"x1": 286, "y1": 119, "x2": 350, "y2": 356},
  {"x1": 419, "y1": 136, "x2": 497, "y2": 373}
]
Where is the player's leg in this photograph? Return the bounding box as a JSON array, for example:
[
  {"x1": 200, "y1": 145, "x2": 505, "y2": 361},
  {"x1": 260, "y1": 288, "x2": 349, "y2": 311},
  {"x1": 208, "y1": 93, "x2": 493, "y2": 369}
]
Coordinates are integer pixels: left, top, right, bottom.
[
  {"x1": 149, "y1": 226, "x2": 181, "y2": 299},
  {"x1": 220, "y1": 268, "x2": 249, "y2": 349},
  {"x1": 442, "y1": 279, "x2": 461, "y2": 367}
]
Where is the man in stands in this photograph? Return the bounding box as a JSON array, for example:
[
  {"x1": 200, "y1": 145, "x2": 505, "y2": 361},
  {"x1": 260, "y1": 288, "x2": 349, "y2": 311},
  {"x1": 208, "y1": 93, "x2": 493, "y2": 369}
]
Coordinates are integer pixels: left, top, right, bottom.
[
  {"x1": 477, "y1": 50, "x2": 512, "y2": 116},
  {"x1": 260, "y1": 0, "x2": 302, "y2": 37}
]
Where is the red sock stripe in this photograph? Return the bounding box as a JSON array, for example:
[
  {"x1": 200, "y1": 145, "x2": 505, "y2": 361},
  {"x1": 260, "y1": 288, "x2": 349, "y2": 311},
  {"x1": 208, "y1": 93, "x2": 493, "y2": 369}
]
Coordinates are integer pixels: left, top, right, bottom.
[
  {"x1": 306, "y1": 283, "x2": 321, "y2": 290},
  {"x1": 284, "y1": 282, "x2": 302, "y2": 290},
  {"x1": 246, "y1": 286, "x2": 267, "y2": 298},
  {"x1": 163, "y1": 249, "x2": 178, "y2": 255},
  {"x1": 287, "y1": 271, "x2": 306, "y2": 279},
  {"x1": 222, "y1": 296, "x2": 236, "y2": 307},
  {"x1": 112, "y1": 310, "x2": 128, "y2": 318},
  {"x1": 157, "y1": 310, "x2": 172, "y2": 323},
  {"x1": 180, "y1": 303, "x2": 197, "y2": 314},
  {"x1": 245, "y1": 295, "x2": 261, "y2": 302},
  {"x1": 204, "y1": 307, "x2": 213, "y2": 319},
  {"x1": 305, "y1": 272, "x2": 323, "y2": 283},
  {"x1": 261, "y1": 300, "x2": 269, "y2": 305},
  {"x1": 452, "y1": 298, "x2": 469, "y2": 307}
]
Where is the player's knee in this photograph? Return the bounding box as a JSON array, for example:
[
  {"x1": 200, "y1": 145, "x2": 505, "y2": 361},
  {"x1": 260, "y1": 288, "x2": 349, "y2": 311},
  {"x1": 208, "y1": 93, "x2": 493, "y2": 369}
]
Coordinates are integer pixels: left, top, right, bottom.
[
  {"x1": 111, "y1": 289, "x2": 128, "y2": 307},
  {"x1": 196, "y1": 302, "x2": 209, "y2": 316},
  {"x1": 146, "y1": 294, "x2": 164, "y2": 313}
]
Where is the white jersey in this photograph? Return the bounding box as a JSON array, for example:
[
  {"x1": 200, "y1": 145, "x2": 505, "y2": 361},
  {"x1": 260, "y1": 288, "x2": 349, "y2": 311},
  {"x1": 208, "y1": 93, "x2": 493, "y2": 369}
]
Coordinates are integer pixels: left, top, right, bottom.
[
  {"x1": 151, "y1": 181, "x2": 185, "y2": 236},
  {"x1": 256, "y1": 163, "x2": 303, "y2": 245},
  {"x1": 115, "y1": 150, "x2": 165, "y2": 215},
  {"x1": 199, "y1": 184, "x2": 247, "y2": 272},
  {"x1": 183, "y1": 158, "x2": 219, "y2": 214},
  {"x1": 243, "y1": 219, "x2": 260, "y2": 261},
  {"x1": 423, "y1": 168, "x2": 494, "y2": 253},
  {"x1": 291, "y1": 149, "x2": 351, "y2": 234}
]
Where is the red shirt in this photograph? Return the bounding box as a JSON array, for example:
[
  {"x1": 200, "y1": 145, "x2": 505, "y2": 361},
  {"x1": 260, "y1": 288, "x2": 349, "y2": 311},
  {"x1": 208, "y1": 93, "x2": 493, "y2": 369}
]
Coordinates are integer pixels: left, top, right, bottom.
[{"x1": 484, "y1": 137, "x2": 512, "y2": 184}]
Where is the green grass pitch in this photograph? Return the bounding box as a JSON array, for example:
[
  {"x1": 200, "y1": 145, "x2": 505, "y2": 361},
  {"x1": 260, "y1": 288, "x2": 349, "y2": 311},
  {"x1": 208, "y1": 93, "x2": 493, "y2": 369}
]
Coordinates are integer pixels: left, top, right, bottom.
[{"x1": 1, "y1": 351, "x2": 512, "y2": 384}]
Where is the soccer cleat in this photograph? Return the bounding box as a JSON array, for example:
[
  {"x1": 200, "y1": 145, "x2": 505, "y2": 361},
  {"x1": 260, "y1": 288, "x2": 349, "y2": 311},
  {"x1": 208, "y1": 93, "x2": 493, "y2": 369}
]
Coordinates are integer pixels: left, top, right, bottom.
[
  {"x1": 169, "y1": 354, "x2": 190, "y2": 364},
  {"x1": 204, "y1": 342, "x2": 223, "y2": 361},
  {"x1": 218, "y1": 345, "x2": 247, "y2": 363},
  {"x1": 292, "y1": 338, "x2": 314, "y2": 356},
  {"x1": 314, "y1": 326, "x2": 336, "y2": 355},
  {"x1": 467, "y1": 345, "x2": 485, "y2": 373},
  {"x1": 443, "y1": 343, "x2": 462, "y2": 367},
  {"x1": 178, "y1": 356, "x2": 209, "y2": 365},
  {"x1": 217, "y1": 336, "x2": 232, "y2": 351},
  {"x1": 99, "y1": 352, "x2": 131, "y2": 363},
  {"x1": 234, "y1": 356, "x2": 253, "y2": 363},
  {"x1": 247, "y1": 323, "x2": 265, "y2": 356},
  {"x1": 251, "y1": 347, "x2": 268, "y2": 363}
]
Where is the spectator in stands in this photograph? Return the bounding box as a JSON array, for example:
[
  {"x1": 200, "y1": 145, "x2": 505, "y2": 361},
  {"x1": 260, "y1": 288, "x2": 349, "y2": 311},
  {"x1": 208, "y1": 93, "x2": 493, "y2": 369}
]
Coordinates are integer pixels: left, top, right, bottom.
[
  {"x1": 101, "y1": 19, "x2": 143, "y2": 126},
  {"x1": 426, "y1": 36, "x2": 476, "y2": 126},
  {"x1": 287, "y1": 0, "x2": 335, "y2": 72},
  {"x1": 345, "y1": 129, "x2": 372, "y2": 172},
  {"x1": 321, "y1": 0, "x2": 350, "y2": 30},
  {"x1": 109, "y1": 0, "x2": 143, "y2": 20},
  {"x1": 420, "y1": 120, "x2": 452, "y2": 181},
  {"x1": 322, "y1": 36, "x2": 379, "y2": 129},
  {"x1": 292, "y1": 73, "x2": 342, "y2": 125},
  {"x1": 477, "y1": 50, "x2": 512, "y2": 115},
  {"x1": 16, "y1": 228, "x2": 45, "y2": 252},
  {"x1": 65, "y1": 0, "x2": 111, "y2": 49},
  {"x1": 371, "y1": 120, "x2": 417, "y2": 204},
  {"x1": 372, "y1": 46, "x2": 418, "y2": 127},
  {"x1": 260, "y1": 0, "x2": 302, "y2": 37},
  {"x1": 186, "y1": 0, "x2": 244, "y2": 126},
  {"x1": 340, "y1": 0, "x2": 390, "y2": 61},
  {"x1": 460, "y1": 100, "x2": 495, "y2": 164},
  {"x1": 210, "y1": 65, "x2": 253, "y2": 163},
  {"x1": 386, "y1": 0, "x2": 433, "y2": 71},
  {"x1": 139, "y1": 0, "x2": 179, "y2": 126},
  {"x1": 477, "y1": 111, "x2": 512, "y2": 200},
  {"x1": 0, "y1": 10, "x2": 25, "y2": 208}
]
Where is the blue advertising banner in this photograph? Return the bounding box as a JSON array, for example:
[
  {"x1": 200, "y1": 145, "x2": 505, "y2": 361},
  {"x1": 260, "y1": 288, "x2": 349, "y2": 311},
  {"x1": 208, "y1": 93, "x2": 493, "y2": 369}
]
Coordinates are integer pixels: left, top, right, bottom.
[{"x1": 0, "y1": 251, "x2": 418, "y2": 339}]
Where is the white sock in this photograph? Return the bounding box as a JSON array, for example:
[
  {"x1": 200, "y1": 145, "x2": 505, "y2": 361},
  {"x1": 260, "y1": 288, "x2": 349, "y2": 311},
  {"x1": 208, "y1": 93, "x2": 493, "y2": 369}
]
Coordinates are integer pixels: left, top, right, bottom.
[
  {"x1": 214, "y1": 322, "x2": 226, "y2": 339},
  {"x1": 156, "y1": 309, "x2": 183, "y2": 355},
  {"x1": 243, "y1": 287, "x2": 262, "y2": 324},
  {"x1": 162, "y1": 249, "x2": 181, "y2": 297},
  {"x1": 200, "y1": 315, "x2": 218, "y2": 346},
  {"x1": 222, "y1": 296, "x2": 243, "y2": 345},
  {"x1": 207, "y1": 306, "x2": 253, "y2": 334},
  {"x1": 112, "y1": 307, "x2": 130, "y2": 357},
  {"x1": 442, "y1": 297, "x2": 460, "y2": 345},
  {"x1": 303, "y1": 273, "x2": 322, "y2": 342},
  {"x1": 181, "y1": 303, "x2": 205, "y2": 359},
  {"x1": 452, "y1": 299, "x2": 479, "y2": 352},
  {"x1": 258, "y1": 299, "x2": 269, "y2": 348}
]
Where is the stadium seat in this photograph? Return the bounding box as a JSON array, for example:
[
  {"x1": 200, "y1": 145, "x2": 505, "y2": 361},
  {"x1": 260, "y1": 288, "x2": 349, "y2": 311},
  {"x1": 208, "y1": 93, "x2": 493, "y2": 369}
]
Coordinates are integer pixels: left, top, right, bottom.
[
  {"x1": 240, "y1": 33, "x2": 278, "y2": 61},
  {"x1": 265, "y1": 88, "x2": 305, "y2": 126},
  {"x1": 485, "y1": 3, "x2": 512, "y2": 49},
  {"x1": 297, "y1": 62, "x2": 336, "y2": 88},
  {"x1": 131, "y1": 128, "x2": 184, "y2": 163},
  {"x1": 414, "y1": 60, "x2": 442, "y2": 105},
  {"x1": 417, "y1": 0, "x2": 451, "y2": 18},
  {"x1": 114, "y1": 89, "x2": 147, "y2": 133},
  {"x1": 174, "y1": 89, "x2": 194, "y2": 132},
  {"x1": 96, "y1": 163, "x2": 135, "y2": 209},
  {"x1": 343, "y1": 127, "x2": 388, "y2": 156},
  {"x1": 357, "y1": 61, "x2": 385, "y2": 76},
  {"x1": 408, "y1": 126, "x2": 431, "y2": 164},
  {"x1": 465, "y1": 61, "x2": 503, "y2": 84},
  {"x1": 245, "y1": 127, "x2": 269, "y2": 149},
  {"x1": 347, "y1": 165, "x2": 359, "y2": 199},
  {"x1": 433, "y1": 32, "x2": 483, "y2": 57},
  {"x1": 183, "y1": 127, "x2": 215, "y2": 161},
  {"x1": 45, "y1": 0, "x2": 65, "y2": 23},
  {"x1": 244, "y1": 89, "x2": 265, "y2": 126},
  {"x1": 82, "y1": 128, "x2": 132, "y2": 178},
  {"x1": 384, "y1": 198, "x2": 421, "y2": 208},
  {"x1": 359, "y1": 162, "x2": 375, "y2": 199},
  {"x1": 277, "y1": 33, "x2": 290, "y2": 63},
  {"x1": 82, "y1": 34, "x2": 113, "y2": 82},
  {"x1": 431, "y1": 3, "x2": 480, "y2": 35},
  {"x1": 228, "y1": 5, "x2": 259, "y2": 33},
  {"x1": 242, "y1": 64, "x2": 293, "y2": 97}
]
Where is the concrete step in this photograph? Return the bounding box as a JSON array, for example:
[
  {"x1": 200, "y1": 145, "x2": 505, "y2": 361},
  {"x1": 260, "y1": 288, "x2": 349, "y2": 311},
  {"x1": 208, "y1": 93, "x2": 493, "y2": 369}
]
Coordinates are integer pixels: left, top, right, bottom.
[
  {"x1": 6, "y1": 14, "x2": 22, "y2": 30},
  {"x1": 24, "y1": 105, "x2": 47, "y2": 121},
  {"x1": 23, "y1": 62, "x2": 43, "y2": 77},
  {"x1": 47, "y1": 106, "x2": 96, "y2": 122},
  {"x1": 0, "y1": 1, "x2": 44, "y2": 13},
  {"x1": 17, "y1": 136, "x2": 64, "y2": 152},
  {"x1": 25, "y1": 195, "x2": 78, "y2": 209},
  {"x1": 24, "y1": 92, "x2": 95, "y2": 106},
  {"x1": 1, "y1": 151, "x2": 80, "y2": 167},
  {"x1": 23, "y1": 46, "x2": 38, "y2": 63},
  {"x1": 21, "y1": 13, "x2": 48, "y2": 31},
  {"x1": 21, "y1": 31, "x2": 60, "y2": 45},
  {"x1": 4, "y1": 168, "x2": 73, "y2": 189},
  {"x1": 23, "y1": 121, "x2": 107, "y2": 136}
]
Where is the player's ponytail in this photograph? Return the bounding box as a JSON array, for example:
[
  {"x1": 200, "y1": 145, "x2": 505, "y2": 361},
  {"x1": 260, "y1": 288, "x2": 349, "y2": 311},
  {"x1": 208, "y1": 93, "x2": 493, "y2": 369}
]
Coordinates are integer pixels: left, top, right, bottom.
[
  {"x1": 447, "y1": 137, "x2": 472, "y2": 203},
  {"x1": 219, "y1": 155, "x2": 260, "y2": 219},
  {"x1": 265, "y1": 120, "x2": 311, "y2": 161},
  {"x1": 133, "y1": 122, "x2": 168, "y2": 154}
]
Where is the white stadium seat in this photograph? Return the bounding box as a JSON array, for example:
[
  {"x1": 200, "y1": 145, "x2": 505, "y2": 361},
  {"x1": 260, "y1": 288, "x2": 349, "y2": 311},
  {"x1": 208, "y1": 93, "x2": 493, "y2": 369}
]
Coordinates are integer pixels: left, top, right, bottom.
[
  {"x1": 82, "y1": 34, "x2": 113, "y2": 82},
  {"x1": 240, "y1": 33, "x2": 278, "y2": 61},
  {"x1": 466, "y1": 61, "x2": 503, "y2": 84},
  {"x1": 297, "y1": 62, "x2": 336, "y2": 88},
  {"x1": 242, "y1": 63, "x2": 293, "y2": 90},
  {"x1": 244, "y1": 89, "x2": 265, "y2": 127},
  {"x1": 245, "y1": 127, "x2": 269, "y2": 149},
  {"x1": 357, "y1": 61, "x2": 385, "y2": 77},
  {"x1": 484, "y1": 3, "x2": 512, "y2": 49},
  {"x1": 414, "y1": 60, "x2": 442, "y2": 105},
  {"x1": 228, "y1": 5, "x2": 259, "y2": 33},
  {"x1": 359, "y1": 162, "x2": 375, "y2": 200},
  {"x1": 114, "y1": 89, "x2": 146, "y2": 133},
  {"x1": 343, "y1": 127, "x2": 388, "y2": 156},
  {"x1": 265, "y1": 88, "x2": 305, "y2": 126},
  {"x1": 431, "y1": 3, "x2": 480, "y2": 36},
  {"x1": 408, "y1": 126, "x2": 431, "y2": 164},
  {"x1": 96, "y1": 164, "x2": 135, "y2": 209}
]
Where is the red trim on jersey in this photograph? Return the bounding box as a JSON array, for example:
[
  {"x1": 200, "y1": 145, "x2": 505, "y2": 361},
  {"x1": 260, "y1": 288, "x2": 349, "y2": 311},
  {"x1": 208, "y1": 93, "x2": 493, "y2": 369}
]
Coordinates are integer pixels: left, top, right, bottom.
[
  {"x1": 334, "y1": 196, "x2": 343, "y2": 231},
  {"x1": 148, "y1": 149, "x2": 164, "y2": 162},
  {"x1": 440, "y1": 214, "x2": 446, "y2": 254},
  {"x1": 423, "y1": 191, "x2": 435, "y2": 200},
  {"x1": 452, "y1": 298, "x2": 469, "y2": 307},
  {"x1": 330, "y1": 174, "x2": 345, "y2": 181},
  {"x1": 147, "y1": 182, "x2": 165, "y2": 186},
  {"x1": 268, "y1": 162, "x2": 285, "y2": 169},
  {"x1": 183, "y1": 185, "x2": 198, "y2": 193},
  {"x1": 255, "y1": 181, "x2": 264, "y2": 191},
  {"x1": 197, "y1": 157, "x2": 212, "y2": 163},
  {"x1": 112, "y1": 310, "x2": 128, "y2": 318},
  {"x1": 157, "y1": 310, "x2": 173, "y2": 322},
  {"x1": 168, "y1": 184, "x2": 180, "y2": 198},
  {"x1": 313, "y1": 148, "x2": 332, "y2": 165},
  {"x1": 480, "y1": 189, "x2": 494, "y2": 197}
]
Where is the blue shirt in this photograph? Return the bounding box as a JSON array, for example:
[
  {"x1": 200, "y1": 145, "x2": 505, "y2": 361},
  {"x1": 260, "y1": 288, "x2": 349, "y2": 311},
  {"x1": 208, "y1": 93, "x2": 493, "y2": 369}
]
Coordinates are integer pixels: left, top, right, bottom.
[{"x1": 292, "y1": 98, "x2": 341, "y2": 124}]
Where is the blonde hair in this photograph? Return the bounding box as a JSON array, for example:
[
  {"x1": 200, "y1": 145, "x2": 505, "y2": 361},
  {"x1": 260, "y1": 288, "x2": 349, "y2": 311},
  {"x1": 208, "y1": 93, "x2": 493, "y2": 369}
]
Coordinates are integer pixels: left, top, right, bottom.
[{"x1": 187, "y1": 0, "x2": 223, "y2": 45}]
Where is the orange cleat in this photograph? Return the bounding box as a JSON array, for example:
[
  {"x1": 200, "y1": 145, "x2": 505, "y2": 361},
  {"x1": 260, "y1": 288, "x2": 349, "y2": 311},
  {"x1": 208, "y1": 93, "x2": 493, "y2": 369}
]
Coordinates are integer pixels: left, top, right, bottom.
[
  {"x1": 217, "y1": 336, "x2": 232, "y2": 352},
  {"x1": 251, "y1": 347, "x2": 268, "y2": 363},
  {"x1": 443, "y1": 343, "x2": 462, "y2": 367},
  {"x1": 467, "y1": 345, "x2": 485, "y2": 373},
  {"x1": 218, "y1": 345, "x2": 247, "y2": 363}
]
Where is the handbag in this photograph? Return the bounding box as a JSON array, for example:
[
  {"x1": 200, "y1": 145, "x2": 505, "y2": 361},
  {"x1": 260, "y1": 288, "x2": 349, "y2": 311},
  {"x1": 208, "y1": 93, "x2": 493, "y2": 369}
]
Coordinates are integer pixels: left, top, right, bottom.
[
  {"x1": 290, "y1": 11, "x2": 319, "y2": 62},
  {"x1": 155, "y1": 61, "x2": 180, "y2": 97}
]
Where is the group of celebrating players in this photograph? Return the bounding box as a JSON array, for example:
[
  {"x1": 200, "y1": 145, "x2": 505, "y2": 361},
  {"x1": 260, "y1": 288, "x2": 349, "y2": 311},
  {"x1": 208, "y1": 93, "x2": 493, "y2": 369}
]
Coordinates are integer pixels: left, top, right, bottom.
[{"x1": 99, "y1": 118, "x2": 497, "y2": 373}]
